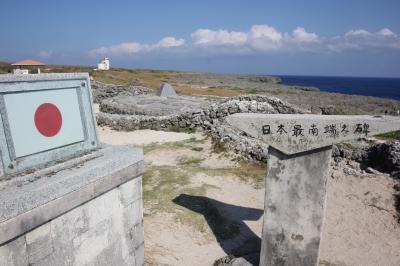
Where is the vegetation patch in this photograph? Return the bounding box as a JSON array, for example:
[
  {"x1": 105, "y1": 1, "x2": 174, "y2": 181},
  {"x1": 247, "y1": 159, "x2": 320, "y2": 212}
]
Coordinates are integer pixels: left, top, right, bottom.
[
  {"x1": 177, "y1": 156, "x2": 204, "y2": 166},
  {"x1": 142, "y1": 137, "x2": 205, "y2": 153},
  {"x1": 175, "y1": 155, "x2": 266, "y2": 188},
  {"x1": 341, "y1": 143, "x2": 359, "y2": 151},
  {"x1": 211, "y1": 139, "x2": 228, "y2": 154},
  {"x1": 319, "y1": 260, "x2": 342, "y2": 266},
  {"x1": 191, "y1": 147, "x2": 204, "y2": 152},
  {"x1": 375, "y1": 130, "x2": 400, "y2": 141},
  {"x1": 334, "y1": 109, "x2": 352, "y2": 115},
  {"x1": 143, "y1": 163, "x2": 238, "y2": 239}
]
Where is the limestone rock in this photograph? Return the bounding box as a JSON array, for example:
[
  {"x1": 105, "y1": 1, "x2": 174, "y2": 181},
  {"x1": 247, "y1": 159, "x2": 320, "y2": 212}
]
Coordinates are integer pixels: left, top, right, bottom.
[
  {"x1": 367, "y1": 141, "x2": 400, "y2": 178},
  {"x1": 91, "y1": 80, "x2": 148, "y2": 103}
]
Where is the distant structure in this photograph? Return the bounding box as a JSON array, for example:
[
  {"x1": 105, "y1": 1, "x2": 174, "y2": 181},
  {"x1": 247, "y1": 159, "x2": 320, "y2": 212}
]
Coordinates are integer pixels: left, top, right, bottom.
[
  {"x1": 11, "y1": 59, "x2": 45, "y2": 74},
  {"x1": 97, "y1": 57, "x2": 110, "y2": 70},
  {"x1": 156, "y1": 83, "x2": 177, "y2": 97}
]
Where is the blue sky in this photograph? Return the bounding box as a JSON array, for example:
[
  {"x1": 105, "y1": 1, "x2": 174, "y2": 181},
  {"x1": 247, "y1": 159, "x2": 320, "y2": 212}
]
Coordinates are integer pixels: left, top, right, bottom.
[{"x1": 1, "y1": 0, "x2": 400, "y2": 77}]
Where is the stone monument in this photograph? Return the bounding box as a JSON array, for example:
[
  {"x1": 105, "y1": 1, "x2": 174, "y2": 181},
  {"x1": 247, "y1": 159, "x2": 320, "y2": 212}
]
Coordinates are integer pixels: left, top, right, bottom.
[
  {"x1": 155, "y1": 83, "x2": 177, "y2": 97},
  {"x1": 226, "y1": 113, "x2": 400, "y2": 266},
  {"x1": 0, "y1": 73, "x2": 144, "y2": 266}
]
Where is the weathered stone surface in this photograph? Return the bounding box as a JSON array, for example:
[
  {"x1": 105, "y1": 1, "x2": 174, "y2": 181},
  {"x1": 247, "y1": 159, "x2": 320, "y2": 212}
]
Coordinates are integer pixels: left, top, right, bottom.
[
  {"x1": 0, "y1": 173, "x2": 144, "y2": 266},
  {"x1": 100, "y1": 95, "x2": 211, "y2": 116},
  {"x1": 156, "y1": 83, "x2": 177, "y2": 97},
  {"x1": 260, "y1": 147, "x2": 331, "y2": 266},
  {"x1": 0, "y1": 235, "x2": 28, "y2": 266},
  {"x1": 26, "y1": 223, "x2": 54, "y2": 264},
  {"x1": 367, "y1": 141, "x2": 400, "y2": 178},
  {"x1": 91, "y1": 80, "x2": 149, "y2": 103},
  {"x1": 226, "y1": 113, "x2": 400, "y2": 266},
  {"x1": 0, "y1": 145, "x2": 144, "y2": 245},
  {"x1": 97, "y1": 95, "x2": 306, "y2": 132},
  {"x1": 226, "y1": 113, "x2": 400, "y2": 155}
]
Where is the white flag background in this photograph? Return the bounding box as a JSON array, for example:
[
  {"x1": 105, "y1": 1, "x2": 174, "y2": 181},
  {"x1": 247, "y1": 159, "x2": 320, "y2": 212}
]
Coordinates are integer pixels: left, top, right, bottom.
[{"x1": 4, "y1": 88, "x2": 85, "y2": 158}]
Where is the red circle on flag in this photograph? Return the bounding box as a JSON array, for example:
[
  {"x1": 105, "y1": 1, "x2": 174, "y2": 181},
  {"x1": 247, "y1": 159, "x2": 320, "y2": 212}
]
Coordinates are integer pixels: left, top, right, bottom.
[{"x1": 34, "y1": 103, "x2": 62, "y2": 137}]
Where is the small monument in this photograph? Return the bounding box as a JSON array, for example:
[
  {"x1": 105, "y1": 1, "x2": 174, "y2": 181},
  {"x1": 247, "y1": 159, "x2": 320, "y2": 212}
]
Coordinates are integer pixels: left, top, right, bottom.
[
  {"x1": 226, "y1": 113, "x2": 400, "y2": 266},
  {"x1": 0, "y1": 73, "x2": 144, "y2": 266},
  {"x1": 156, "y1": 83, "x2": 177, "y2": 97}
]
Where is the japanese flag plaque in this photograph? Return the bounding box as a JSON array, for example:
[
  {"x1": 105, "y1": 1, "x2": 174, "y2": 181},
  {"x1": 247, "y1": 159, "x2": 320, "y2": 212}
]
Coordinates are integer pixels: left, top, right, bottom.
[{"x1": 0, "y1": 73, "x2": 98, "y2": 176}]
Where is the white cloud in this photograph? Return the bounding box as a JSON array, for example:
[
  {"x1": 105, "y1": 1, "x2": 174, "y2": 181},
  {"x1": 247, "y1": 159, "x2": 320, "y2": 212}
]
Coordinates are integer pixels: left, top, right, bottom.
[
  {"x1": 89, "y1": 25, "x2": 400, "y2": 57},
  {"x1": 89, "y1": 42, "x2": 144, "y2": 56},
  {"x1": 291, "y1": 27, "x2": 318, "y2": 42},
  {"x1": 191, "y1": 25, "x2": 283, "y2": 51},
  {"x1": 89, "y1": 37, "x2": 185, "y2": 56},
  {"x1": 378, "y1": 28, "x2": 395, "y2": 36},
  {"x1": 249, "y1": 25, "x2": 282, "y2": 42},
  {"x1": 155, "y1": 37, "x2": 185, "y2": 48},
  {"x1": 191, "y1": 29, "x2": 247, "y2": 46},
  {"x1": 334, "y1": 27, "x2": 400, "y2": 51},
  {"x1": 345, "y1": 29, "x2": 372, "y2": 37}
]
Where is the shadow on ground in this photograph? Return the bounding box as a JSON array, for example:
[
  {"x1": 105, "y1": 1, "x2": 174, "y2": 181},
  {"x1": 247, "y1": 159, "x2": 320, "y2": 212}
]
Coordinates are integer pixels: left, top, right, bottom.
[{"x1": 173, "y1": 194, "x2": 263, "y2": 264}]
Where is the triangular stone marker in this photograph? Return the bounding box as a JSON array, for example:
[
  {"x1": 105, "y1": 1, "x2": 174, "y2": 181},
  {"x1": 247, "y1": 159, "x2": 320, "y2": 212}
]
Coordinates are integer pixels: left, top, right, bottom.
[
  {"x1": 226, "y1": 113, "x2": 400, "y2": 266},
  {"x1": 156, "y1": 83, "x2": 177, "y2": 97}
]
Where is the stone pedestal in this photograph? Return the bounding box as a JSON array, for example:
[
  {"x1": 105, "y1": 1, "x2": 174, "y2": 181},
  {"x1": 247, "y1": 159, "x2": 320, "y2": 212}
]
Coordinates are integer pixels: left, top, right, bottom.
[{"x1": 0, "y1": 146, "x2": 144, "y2": 266}]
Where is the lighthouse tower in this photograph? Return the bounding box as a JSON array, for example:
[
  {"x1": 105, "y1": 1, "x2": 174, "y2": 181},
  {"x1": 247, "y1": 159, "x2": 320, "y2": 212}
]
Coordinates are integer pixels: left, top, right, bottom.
[{"x1": 97, "y1": 57, "x2": 110, "y2": 70}]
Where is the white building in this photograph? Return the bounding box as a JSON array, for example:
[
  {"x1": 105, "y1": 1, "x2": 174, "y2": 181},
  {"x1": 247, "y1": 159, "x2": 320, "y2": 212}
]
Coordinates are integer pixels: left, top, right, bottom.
[{"x1": 97, "y1": 57, "x2": 110, "y2": 70}]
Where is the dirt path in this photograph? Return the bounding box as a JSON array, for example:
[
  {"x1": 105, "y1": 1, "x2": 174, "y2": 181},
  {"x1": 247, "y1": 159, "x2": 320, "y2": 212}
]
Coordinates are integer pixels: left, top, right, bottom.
[{"x1": 98, "y1": 127, "x2": 400, "y2": 266}]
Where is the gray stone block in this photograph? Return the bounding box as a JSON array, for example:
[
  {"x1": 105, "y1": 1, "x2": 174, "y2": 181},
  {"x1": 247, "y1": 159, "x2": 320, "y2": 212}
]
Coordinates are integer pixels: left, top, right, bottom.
[
  {"x1": 226, "y1": 113, "x2": 400, "y2": 155},
  {"x1": 0, "y1": 144, "x2": 144, "y2": 266},
  {"x1": 26, "y1": 223, "x2": 54, "y2": 264},
  {"x1": 124, "y1": 198, "x2": 143, "y2": 227},
  {"x1": 134, "y1": 243, "x2": 145, "y2": 266},
  {"x1": 119, "y1": 177, "x2": 142, "y2": 207},
  {"x1": 0, "y1": 145, "x2": 143, "y2": 245},
  {"x1": 0, "y1": 236, "x2": 28, "y2": 266},
  {"x1": 260, "y1": 147, "x2": 331, "y2": 266},
  {"x1": 127, "y1": 221, "x2": 145, "y2": 254}
]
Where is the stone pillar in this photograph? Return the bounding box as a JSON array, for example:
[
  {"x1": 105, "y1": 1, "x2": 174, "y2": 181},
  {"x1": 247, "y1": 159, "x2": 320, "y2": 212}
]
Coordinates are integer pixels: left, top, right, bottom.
[
  {"x1": 226, "y1": 113, "x2": 400, "y2": 266},
  {"x1": 260, "y1": 147, "x2": 331, "y2": 266}
]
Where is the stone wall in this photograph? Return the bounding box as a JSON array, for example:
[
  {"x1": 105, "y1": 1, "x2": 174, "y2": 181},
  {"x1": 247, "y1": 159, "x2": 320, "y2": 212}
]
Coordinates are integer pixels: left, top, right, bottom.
[
  {"x1": 96, "y1": 94, "x2": 306, "y2": 162},
  {"x1": 0, "y1": 177, "x2": 144, "y2": 266},
  {"x1": 209, "y1": 120, "x2": 270, "y2": 162},
  {"x1": 91, "y1": 80, "x2": 149, "y2": 104},
  {"x1": 97, "y1": 95, "x2": 306, "y2": 131}
]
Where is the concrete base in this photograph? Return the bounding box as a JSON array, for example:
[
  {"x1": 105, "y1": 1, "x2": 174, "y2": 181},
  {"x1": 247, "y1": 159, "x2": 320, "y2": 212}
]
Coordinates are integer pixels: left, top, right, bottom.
[
  {"x1": 0, "y1": 146, "x2": 144, "y2": 266},
  {"x1": 260, "y1": 147, "x2": 331, "y2": 266}
]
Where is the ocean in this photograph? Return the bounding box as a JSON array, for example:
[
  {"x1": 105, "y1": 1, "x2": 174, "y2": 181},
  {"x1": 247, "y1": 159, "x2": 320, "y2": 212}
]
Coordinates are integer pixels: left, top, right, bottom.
[{"x1": 278, "y1": 75, "x2": 400, "y2": 101}]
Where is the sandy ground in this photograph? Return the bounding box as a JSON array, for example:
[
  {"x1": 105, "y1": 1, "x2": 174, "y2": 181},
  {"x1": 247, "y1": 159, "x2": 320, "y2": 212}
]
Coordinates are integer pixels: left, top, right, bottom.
[
  {"x1": 98, "y1": 127, "x2": 400, "y2": 266},
  {"x1": 98, "y1": 126, "x2": 193, "y2": 146},
  {"x1": 320, "y1": 169, "x2": 400, "y2": 265}
]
